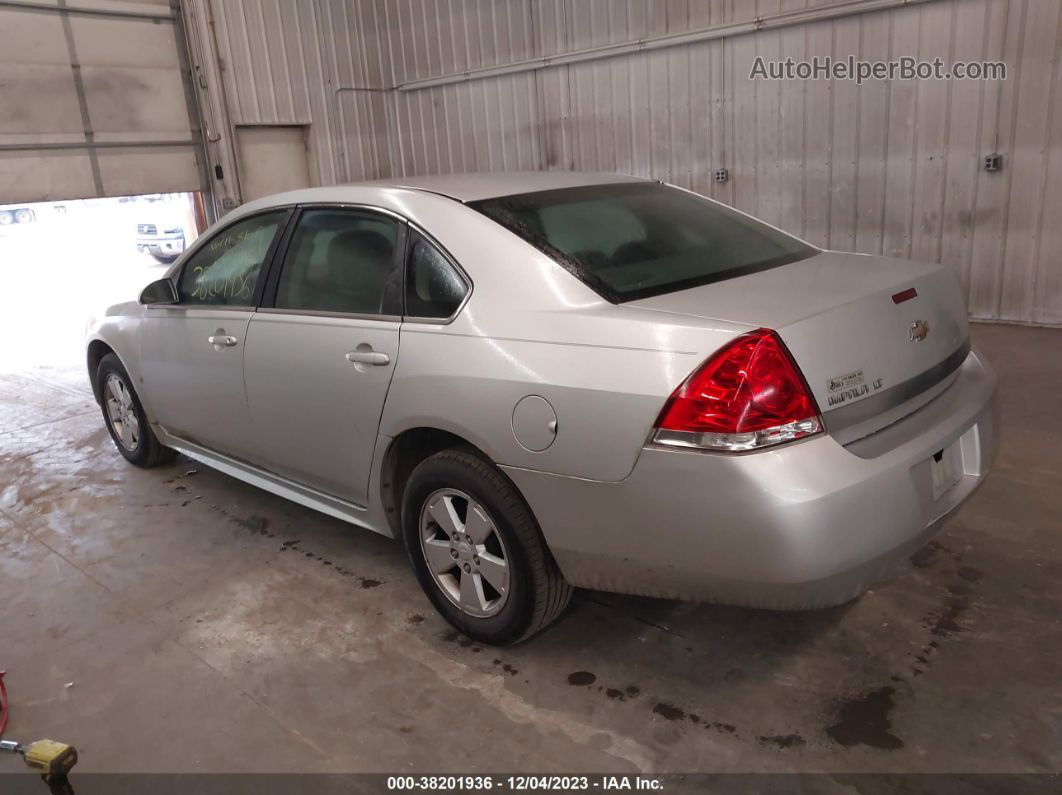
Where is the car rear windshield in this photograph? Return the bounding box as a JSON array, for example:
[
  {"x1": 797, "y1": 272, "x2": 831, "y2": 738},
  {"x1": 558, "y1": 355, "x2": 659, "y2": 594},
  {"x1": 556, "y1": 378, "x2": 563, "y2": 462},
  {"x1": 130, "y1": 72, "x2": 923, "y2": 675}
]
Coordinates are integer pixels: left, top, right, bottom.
[{"x1": 469, "y1": 182, "x2": 817, "y2": 303}]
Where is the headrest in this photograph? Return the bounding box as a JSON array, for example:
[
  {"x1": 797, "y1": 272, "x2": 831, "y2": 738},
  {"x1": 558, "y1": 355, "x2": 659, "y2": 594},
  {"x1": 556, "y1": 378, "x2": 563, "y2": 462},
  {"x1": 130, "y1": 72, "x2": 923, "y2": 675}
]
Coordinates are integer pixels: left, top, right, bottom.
[{"x1": 327, "y1": 229, "x2": 393, "y2": 267}]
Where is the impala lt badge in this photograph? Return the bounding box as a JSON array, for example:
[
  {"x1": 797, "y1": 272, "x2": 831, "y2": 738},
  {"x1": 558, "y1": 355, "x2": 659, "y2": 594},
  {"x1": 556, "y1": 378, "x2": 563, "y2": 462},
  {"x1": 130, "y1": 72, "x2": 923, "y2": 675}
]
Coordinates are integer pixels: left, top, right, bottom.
[{"x1": 910, "y1": 320, "x2": 930, "y2": 342}]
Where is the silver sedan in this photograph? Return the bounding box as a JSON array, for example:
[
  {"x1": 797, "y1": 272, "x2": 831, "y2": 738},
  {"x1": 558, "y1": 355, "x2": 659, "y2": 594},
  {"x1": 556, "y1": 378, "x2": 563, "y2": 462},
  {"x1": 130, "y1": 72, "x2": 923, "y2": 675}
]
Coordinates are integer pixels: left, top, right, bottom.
[{"x1": 86, "y1": 172, "x2": 998, "y2": 644}]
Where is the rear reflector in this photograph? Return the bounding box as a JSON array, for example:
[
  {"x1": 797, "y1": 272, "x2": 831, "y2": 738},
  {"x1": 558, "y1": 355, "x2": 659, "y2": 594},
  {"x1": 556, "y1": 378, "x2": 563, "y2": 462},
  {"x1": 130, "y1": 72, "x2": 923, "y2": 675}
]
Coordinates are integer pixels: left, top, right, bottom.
[
  {"x1": 653, "y1": 328, "x2": 823, "y2": 453},
  {"x1": 892, "y1": 287, "x2": 918, "y2": 304}
]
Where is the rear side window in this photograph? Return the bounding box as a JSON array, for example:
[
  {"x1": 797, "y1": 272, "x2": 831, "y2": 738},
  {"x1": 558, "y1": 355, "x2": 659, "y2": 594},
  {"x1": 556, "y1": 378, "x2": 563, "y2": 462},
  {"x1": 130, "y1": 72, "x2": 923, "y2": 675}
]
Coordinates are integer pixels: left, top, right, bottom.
[
  {"x1": 405, "y1": 232, "x2": 468, "y2": 319},
  {"x1": 470, "y1": 182, "x2": 816, "y2": 303},
  {"x1": 178, "y1": 211, "x2": 285, "y2": 306},
  {"x1": 274, "y1": 209, "x2": 401, "y2": 316}
]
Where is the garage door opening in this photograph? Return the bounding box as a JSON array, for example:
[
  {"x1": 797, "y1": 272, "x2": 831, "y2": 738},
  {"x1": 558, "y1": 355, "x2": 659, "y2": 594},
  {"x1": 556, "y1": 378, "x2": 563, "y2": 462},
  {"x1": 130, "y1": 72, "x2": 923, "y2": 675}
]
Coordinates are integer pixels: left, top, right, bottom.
[{"x1": 0, "y1": 192, "x2": 205, "y2": 379}]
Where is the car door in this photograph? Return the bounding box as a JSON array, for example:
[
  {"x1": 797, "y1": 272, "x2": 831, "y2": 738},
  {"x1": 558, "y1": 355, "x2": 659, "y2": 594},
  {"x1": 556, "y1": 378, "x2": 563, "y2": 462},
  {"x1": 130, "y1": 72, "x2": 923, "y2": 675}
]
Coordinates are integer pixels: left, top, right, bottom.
[
  {"x1": 139, "y1": 209, "x2": 289, "y2": 461},
  {"x1": 242, "y1": 207, "x2": 404, "y2": 505}
]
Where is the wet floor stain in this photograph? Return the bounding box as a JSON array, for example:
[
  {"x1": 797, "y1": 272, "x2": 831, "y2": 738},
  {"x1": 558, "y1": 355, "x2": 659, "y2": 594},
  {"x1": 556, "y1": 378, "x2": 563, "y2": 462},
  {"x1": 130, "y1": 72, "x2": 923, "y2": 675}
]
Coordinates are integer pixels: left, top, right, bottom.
[
  {"x1": 826, "y1": 686, "x2": 904, "y2": 749},
  {"x1": 407, "y1": 613, "x2": 425, "y2": 624},
  {"x1": 910, "y1": 541, "x2": 942, "y2": 568},
  {"x1": 276, "y1": 536, "x2": 384, "y2": 588},
  {"x1": 648, "y1": 699, "x2": 738, "y2": 736},
  {"x1": 947, "y1": 581, "x2": 972, "y2": 596},
  {"x1": 231, "y1": 514, "x2": 272, "y2": 536},
  {"x1": 163, "y1": 472, "x2": 397, "y2": 585},
  {"x1": 442, "y1": 630, "x2": 475, "y2": 648},
  {"x1": 910, "y1": 539, "x2": 967, "y2": 571},
  {"x1": 758, "y1": 734, "x2": 806, "y2": 749},
  {"x1": 492, "y1": 659, "x2": 519, "y2": 676},
  {"x1": 567, "y1": 670, "x2": 596, "y2": 687},
  {"x1": 901, "y1": 542, "x2": 983, "y2": 677},
  {"x1": 651, "y1": 701, "x2": 685, "y2": 721},
  {"x1": 925, "y1": 595, "x2": 969, "y2": 640},
  {"x1": 178, "y1": 484, "x2": 391, "y2": 590},
  {"x1": 591, "y1": 682, "x2": 641, "y2": 704}
]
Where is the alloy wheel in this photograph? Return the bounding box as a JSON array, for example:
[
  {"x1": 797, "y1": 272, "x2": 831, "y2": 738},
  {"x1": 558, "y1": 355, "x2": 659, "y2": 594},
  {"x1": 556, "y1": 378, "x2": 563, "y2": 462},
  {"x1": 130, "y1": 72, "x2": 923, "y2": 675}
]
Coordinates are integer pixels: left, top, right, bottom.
[
  {"x1": 104, "y1": 374, "x2": 140, "y2": 451},
  {"x1": 419, "y1": 488, "x2": 511, "y2": 618}
]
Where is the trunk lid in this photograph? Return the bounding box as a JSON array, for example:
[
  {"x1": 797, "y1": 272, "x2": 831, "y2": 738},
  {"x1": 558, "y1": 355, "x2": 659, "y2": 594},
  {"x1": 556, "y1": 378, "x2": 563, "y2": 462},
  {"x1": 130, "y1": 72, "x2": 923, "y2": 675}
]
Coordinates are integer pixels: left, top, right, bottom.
[{"x1": 627, "y1": 251, "x2": 970, "y2": 443}]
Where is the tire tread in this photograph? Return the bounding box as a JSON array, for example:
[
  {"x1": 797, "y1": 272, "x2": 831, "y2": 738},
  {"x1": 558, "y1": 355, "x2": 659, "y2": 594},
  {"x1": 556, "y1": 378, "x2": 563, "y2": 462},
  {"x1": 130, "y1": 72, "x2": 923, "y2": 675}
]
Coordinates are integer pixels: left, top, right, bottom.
[
  {"x1": 407, "y1": 448, "x2": 573, "y2": 643},
  {"x1": 97, "y1": 353, "x2": 176, "y2": 468}
]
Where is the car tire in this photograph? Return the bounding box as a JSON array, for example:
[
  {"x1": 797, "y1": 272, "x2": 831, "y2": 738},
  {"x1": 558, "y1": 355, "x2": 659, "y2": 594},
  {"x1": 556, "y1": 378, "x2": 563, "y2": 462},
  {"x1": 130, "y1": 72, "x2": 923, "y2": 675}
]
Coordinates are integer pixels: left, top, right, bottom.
[
  {"x1": 14, "y1": 209, "x2": 34, "y2": 224},
  {"x1": 402, "y1": 448, "x2": 573, "y2": 645},
  {"x1": 152, "y1": 253, "x2": 178, "y2": 265},
  {"x1": 0, "y1": 211, "x2": 13, "y2": 226},
  {"x1": 96, "y1": 353, "x2": 176, "y2": 468}
]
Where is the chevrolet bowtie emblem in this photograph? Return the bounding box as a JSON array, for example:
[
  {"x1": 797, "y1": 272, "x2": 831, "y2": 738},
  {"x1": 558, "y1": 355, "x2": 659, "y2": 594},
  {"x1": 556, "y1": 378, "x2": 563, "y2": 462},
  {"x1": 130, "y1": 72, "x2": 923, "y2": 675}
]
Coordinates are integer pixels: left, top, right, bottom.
[{"x1": 909, "y1": 320, "x2": 930, "y2": 342}]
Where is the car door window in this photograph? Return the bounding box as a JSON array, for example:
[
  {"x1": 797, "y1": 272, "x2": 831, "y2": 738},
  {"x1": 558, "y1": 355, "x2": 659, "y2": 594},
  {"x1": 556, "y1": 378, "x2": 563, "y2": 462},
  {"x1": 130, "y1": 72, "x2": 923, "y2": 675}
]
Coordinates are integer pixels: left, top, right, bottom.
[
  {"x1": 274, "y1": 209, "x2": 401, "y2": 316},
  {"x1": 405, "y1": 232, "x2": 468, "y2": 319},
  {"x1": 178, "y1": 211, "x2": 286, "y2": 306}
]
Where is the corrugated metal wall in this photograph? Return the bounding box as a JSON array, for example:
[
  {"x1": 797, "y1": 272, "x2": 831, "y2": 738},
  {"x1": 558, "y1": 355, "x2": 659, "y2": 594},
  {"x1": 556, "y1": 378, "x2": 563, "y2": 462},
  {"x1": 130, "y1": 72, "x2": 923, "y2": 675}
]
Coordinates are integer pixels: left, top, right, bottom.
[{"x1": 192, "y1": 0, "x2": 1062, "y2": 325}]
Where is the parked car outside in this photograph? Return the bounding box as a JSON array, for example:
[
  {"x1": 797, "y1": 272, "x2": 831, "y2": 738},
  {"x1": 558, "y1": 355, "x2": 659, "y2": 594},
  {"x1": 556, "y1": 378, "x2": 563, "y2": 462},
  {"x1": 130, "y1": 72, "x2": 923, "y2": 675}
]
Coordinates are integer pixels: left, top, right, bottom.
[
  {"x1": 86, "y1": 172, "x2": 998, "y2": 644},
  {"x1": 136, "y1": 221, "x2": 186, "y2": 264}
]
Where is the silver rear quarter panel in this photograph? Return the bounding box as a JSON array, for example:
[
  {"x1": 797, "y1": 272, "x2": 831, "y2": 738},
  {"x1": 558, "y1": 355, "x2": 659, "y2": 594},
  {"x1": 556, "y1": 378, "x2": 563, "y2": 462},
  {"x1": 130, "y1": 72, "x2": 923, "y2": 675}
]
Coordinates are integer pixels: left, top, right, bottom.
[{"x1": 503, "y1": 351, "x2": 998, "y2": 608}]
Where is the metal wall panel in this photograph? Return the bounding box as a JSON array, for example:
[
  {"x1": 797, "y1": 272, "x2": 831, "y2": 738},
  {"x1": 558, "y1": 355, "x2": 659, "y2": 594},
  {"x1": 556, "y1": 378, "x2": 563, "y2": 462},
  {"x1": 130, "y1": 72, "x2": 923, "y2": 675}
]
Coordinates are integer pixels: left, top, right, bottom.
[{"x1": 197, "y1": 0, "x2": 1062, "y2": 324}]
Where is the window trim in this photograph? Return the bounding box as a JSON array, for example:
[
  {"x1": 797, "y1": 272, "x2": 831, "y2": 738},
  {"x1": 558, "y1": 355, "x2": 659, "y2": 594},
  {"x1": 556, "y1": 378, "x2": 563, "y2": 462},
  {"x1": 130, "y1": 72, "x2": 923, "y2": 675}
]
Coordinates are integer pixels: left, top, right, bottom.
[
  {"x1": 160, "y1": 207, "x2": 295, "y2": 311},
  {"x1": 151, "y1": 201, "x2": 475, "y2": 324},
  {"x1": 401, "y1": 222, "x2": 473, "y2": 325},
  {"x1": 258, "y1": 203, "x2": 408, "y2": 321}
]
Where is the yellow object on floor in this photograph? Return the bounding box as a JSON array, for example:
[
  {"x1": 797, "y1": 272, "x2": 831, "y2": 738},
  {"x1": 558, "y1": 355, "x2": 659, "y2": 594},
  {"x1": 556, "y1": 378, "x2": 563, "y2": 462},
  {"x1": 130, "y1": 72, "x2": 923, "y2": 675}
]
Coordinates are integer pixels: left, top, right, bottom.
[{"x1": 20, "y1": 739, "x2": 78, "y2": 777}]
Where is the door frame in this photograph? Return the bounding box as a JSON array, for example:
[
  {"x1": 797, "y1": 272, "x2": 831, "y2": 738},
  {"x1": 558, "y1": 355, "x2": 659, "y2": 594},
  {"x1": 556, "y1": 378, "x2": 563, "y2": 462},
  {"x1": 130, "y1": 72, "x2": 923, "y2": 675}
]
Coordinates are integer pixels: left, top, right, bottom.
[
  {"x1": 241, "y1": 203, "x2": 410, "y2": 503},
  {"x1": 256, "y1": 203, "x2": 408, "y2": 316}
]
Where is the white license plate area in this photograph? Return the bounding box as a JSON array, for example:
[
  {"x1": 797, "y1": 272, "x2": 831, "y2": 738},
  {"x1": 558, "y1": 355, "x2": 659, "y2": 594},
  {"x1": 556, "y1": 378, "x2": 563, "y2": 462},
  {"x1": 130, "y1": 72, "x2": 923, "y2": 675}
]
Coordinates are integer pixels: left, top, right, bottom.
[{"x1": 930, "y1": 440, "x2": 963, "y2": 501}]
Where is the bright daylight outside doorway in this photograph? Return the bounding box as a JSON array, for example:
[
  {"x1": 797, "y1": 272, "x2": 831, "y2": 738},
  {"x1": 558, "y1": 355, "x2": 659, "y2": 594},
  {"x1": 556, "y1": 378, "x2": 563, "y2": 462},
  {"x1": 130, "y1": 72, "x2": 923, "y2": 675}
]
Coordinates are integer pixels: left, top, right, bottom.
[{"x1": 0, "y1": 194, "x2": 201, "y2": 381}]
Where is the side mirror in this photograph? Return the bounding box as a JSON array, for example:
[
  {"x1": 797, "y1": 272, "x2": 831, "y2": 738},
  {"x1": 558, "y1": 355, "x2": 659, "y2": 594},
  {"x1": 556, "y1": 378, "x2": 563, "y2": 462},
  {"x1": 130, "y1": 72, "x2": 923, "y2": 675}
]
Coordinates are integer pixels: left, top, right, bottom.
[{"x1": 139, "y1": 278, "x2": 178, "y2": 305}]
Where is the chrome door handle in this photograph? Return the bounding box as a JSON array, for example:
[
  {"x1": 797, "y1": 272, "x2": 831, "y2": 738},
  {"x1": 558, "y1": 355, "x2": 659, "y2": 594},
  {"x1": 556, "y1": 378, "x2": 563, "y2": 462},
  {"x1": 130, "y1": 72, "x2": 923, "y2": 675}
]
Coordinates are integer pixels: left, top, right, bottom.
[
  {"x1": 208, "y1": 335, "x2": 238, "y2": 347},
  {"x1": 346, "y1": 351, "x2": 390, "y2": 366}
]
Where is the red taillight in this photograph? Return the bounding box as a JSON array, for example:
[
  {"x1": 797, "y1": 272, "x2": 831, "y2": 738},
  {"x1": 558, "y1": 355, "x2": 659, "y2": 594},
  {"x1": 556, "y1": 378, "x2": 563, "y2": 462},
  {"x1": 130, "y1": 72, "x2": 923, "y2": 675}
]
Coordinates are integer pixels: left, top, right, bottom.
[{"x1": 653, "y1": 328, "x2": 823, "y2": 452}]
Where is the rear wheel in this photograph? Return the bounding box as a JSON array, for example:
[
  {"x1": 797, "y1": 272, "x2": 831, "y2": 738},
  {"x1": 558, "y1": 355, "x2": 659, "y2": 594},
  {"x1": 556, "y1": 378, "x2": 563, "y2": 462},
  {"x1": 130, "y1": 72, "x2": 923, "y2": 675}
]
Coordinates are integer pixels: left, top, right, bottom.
[
  {"x1": 14, "y1": 209, "x2": 34, "y2": 224},
  {"x1": 402, "y1": 449, "x2": 572, "y2": 645},
  {"x1": 96, "y1": 353, "x2": 176, "y2": 467}
]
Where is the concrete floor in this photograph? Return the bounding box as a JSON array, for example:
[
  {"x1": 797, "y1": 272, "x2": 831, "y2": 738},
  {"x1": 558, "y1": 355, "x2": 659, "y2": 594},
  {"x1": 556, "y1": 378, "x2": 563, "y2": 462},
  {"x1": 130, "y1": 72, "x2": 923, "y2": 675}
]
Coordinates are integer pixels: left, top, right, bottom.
[{"x1": 0, "y1": 322, "x2": 1060, "y2": 775}]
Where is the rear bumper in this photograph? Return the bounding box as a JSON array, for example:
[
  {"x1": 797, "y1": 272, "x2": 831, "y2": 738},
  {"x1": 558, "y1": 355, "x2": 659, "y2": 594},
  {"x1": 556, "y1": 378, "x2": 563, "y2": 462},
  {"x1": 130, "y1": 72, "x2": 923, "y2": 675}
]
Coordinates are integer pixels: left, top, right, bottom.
[{"x1": 503, "y1": 350, "x2": 999, "y2": 609}]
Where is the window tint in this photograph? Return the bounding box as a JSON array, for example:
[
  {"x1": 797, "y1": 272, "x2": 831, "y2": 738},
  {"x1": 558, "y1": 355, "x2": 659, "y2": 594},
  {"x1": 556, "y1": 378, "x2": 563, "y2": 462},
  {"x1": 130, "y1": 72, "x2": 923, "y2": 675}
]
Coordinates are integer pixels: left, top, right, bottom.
[
  {"x1": 178, "y1": 211, "x2": 285, "y2": 306},
  {"x1": 274, "y1": 209, "x2": 401, "y2": 315},
  {"x1": 406, "y1": 233, "x2": 468, "y2": 319},
  {"x1": 538, "y1": 201, "x2": 646, "y2": 261},
  {"x1": 470, "y1": 183, "x2": 816, "y2": 303}
]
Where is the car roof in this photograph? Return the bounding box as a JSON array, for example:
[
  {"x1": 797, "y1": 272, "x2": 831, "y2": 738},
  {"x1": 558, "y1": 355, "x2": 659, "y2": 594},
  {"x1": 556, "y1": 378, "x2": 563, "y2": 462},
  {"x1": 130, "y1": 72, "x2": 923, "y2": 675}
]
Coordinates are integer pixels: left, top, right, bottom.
[{"x1": 346, "y1": 171, "x2": 653, "y2": 202}]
